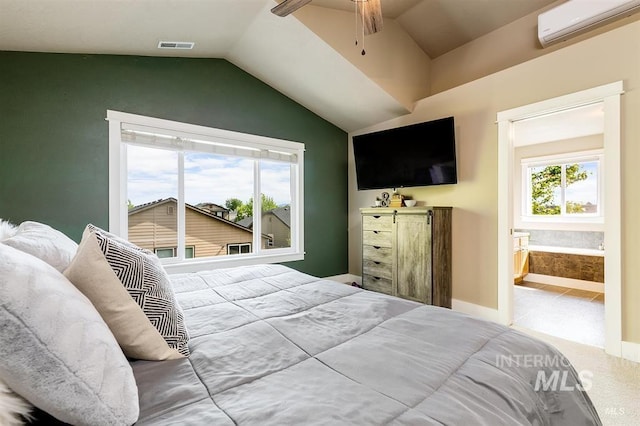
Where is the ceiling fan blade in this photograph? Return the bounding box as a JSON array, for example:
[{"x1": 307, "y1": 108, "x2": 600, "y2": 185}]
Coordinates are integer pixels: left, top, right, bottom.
[
  {"x1": 271, "y1": 0, "x2": 313, "y2": 17},
  {"x1": 362, "y1": 0, "x2": 383, "y2": 35}
]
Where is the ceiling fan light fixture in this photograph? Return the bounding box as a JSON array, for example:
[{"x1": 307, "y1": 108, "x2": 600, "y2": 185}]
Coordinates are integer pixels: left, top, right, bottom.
[
  {"x1": 357, "y1": 0, "x2": 383, "y2": 35},
  {"x1": 271, "y1": 0, "x2": 384, "y2": 56},
  {"x1": 352, "y1": 0, "x2": 383, "y2": 55},
  {"x1": 271, "y1": 0, "x2": 313, "y2": 17}
]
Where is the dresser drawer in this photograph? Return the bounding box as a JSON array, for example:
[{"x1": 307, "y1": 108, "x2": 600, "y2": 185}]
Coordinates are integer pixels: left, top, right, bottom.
[
  {"x1": 362, "y1": 245, "x2": 392, "y2": 263},
  {"x1": 362, "y1": 215, "x2": 393, "y2": 232},
  {"x1": 362, "y1": 230, "x2": 392, "y2": 247},
  {"x1": 362, "y1": 274, "x2": 393, "y2": 295},
  {"x1": 363, "y1": 259, "x2": 392, "y2": 280}
]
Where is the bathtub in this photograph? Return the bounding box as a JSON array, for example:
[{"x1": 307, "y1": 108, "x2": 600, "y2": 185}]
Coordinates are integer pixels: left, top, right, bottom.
[
  {"x1": 525, "y1": 245, "x2": 605, "y2": 291},
  {"x1": 527, "y1": 244, "x2": 605, "y2": 257}
]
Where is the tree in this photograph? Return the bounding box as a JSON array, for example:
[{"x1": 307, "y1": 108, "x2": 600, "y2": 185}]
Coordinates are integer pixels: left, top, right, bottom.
[
  {"x1": 224, "y1": 198, "x2": 243, "y2": 212},
  {"x1": 235, "y1": 194, "x2": 278, "y2": 222},
  {"x1": 531, "y1": 164, "x2": 588, "y2": 215},
  {"x1": 127, "y1": 199, "x2": 135, "y2": 210}
]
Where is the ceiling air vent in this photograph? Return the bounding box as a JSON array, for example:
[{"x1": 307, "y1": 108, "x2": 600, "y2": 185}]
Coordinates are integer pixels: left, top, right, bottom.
[{"x1": 158, "y1": 41, "x2": 195, "y2": 50}]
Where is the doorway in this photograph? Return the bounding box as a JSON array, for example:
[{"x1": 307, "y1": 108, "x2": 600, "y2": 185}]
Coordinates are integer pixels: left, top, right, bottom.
[{"x1": 496, "y1": 81, "x2": 623, "y2": 357}]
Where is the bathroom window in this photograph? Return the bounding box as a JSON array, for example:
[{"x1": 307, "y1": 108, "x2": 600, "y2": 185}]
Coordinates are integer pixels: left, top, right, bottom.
[{"x1": 522, "y1": 150, "x2": 603, "y2": 221}]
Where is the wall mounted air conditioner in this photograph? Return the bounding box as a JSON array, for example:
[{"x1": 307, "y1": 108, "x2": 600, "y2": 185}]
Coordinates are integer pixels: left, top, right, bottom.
[{"x1": 538, "y1": 0, "x2": 640, "y2": 47}]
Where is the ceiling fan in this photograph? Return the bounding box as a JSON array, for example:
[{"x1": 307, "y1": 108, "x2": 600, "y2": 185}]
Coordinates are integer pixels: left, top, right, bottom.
[{"x1": 271, "y1": 0, "x2": 384, "y2": 55}]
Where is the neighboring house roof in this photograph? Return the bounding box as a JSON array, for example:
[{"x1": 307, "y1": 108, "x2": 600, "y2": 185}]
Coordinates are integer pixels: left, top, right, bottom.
[
  {"x1": 196, "y1": 202, "x2": 229, "y2": 213},
  {"x1": 237, "y1": 216, "x2": 254, "y2": 228},
  {"x1": 236, "y1": 206, "x2": 291, "y2": 229},
  {"x1": 129, "y1": 197, "x2": 262, "y2": 236}
]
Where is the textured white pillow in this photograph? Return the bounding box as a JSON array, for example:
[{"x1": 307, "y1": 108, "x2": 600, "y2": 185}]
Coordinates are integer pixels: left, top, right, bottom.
[
  {"x1": 65, "y1": 224, "x2": 190, "y2": 359},
  {"x1": 2, "y1": 221, "x2": 78, "y2": 272},
  {"x1": 0, "y1": 244, "x2": 139, "y2": 426},
  {"x1": 0, "y1": 377, "x2": 32, "y2": 426},
  {"x1": 0, "y1": 219, "x2": 17, "y2": 241}
]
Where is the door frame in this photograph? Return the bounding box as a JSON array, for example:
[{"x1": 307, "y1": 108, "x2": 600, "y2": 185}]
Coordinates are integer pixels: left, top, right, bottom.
[{"x1": 496, "y1": 81, "x2": 623, "y2": 356}]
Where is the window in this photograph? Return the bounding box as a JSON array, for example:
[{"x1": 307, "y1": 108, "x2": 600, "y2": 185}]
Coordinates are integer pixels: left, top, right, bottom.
[
  {"x1": 154, "y1": 246, "x2": 195, "y2": 259},
  {"x1": 522, "y1": 150, "x2": 603, "y2": 222},
  {"x1": 227, "y1": 243, "x2": 251, "y2": 255},
  {"x1": 155, "y1": 247, "x2": 175, "y2": 258},
  {"x1": 108, "y1": 110, "x2": 304, "y2": 273}
]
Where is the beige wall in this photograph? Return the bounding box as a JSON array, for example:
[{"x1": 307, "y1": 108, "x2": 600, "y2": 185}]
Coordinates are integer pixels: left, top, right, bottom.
[
  {"x1": 295, "y1": 5, "x2": 431, "y2": 109},
  {"x1": 430, "y1": 0, "x2": 640, "y2": 95},
  {"x1": 348, "y1": 21, "x2": 640, "y2": 343}
]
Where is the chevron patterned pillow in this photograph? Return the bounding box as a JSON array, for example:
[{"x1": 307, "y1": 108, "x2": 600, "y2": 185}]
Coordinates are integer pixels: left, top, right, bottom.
[{"x1": 64, "y1": 224, "x2": 190, "y2": 360}]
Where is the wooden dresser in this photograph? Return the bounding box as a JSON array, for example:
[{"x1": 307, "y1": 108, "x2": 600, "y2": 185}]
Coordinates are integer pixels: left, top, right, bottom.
[{"x1": 360, "y1": 207, "x2": 452, "y2": 308}]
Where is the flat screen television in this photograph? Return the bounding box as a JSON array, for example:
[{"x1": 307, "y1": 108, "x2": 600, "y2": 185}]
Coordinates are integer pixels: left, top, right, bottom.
[{"x1": 353, "y1": 116, "x2": 457, "y2": 190}]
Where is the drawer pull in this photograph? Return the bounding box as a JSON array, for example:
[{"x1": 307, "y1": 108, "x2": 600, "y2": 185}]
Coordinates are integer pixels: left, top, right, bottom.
[
  {"x1": 373, "y1": 276, "x2": 380, "y2": 280},
  {"x1": 373, "y1": 246, "x2": 381, "y2": 249},
  {"x1": 373, "y1": 215, "x2": 381, "y2": 219},
  {"x1": 373, "y1": 230, "x2": 379, "y2": 234},
  {"x1": 374, "y1": 261, "x2": 381, "y2": 265}
]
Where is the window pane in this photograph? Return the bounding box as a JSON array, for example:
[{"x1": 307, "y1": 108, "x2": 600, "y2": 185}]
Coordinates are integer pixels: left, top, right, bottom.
[
  {"x1": 241, "y1": 244, "x2": 251, "y2": 254},
  {"x1": 260, "y1": 160, "x2": 292, "y2": 249},
  {"x1": 228, "y1": 245, "x2": 239, "y2": 255},
  {"x1": 155, "y1": 248, "x2": 175, "y2": 258},
  {"x1": 565, "y1": 161, "x2": 598, "y2": 215},
  {"x1": 184, "y1": 152, "x2": 254, "y2": 257},
  {"x1": 127, "y1": 146, "x2": 178, "y2": 257},
  {"x1": 185, "y1": 246, "x2": 195, "y2": 259},
  {"x1": 529, "y1": 165, "x2": 561, "y2": 215}
]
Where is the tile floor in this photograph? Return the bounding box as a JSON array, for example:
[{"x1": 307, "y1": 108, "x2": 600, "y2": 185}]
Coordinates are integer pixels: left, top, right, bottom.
[{"x1": 513, "y1": 281, "x2": 605, "y2": 348}]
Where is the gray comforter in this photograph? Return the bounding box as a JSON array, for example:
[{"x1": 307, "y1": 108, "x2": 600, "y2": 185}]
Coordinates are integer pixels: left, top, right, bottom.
[{"x1": 131, "y1": 264, "x2": 600, "y2": 425}]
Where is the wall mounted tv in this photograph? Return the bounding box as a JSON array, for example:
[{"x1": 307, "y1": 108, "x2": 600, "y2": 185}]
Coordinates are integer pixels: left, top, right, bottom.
[{"x1": 353, "y1": 116, "x2": 457, "y2": 190}]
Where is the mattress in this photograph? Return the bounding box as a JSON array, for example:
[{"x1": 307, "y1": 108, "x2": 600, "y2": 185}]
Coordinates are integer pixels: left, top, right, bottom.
[{"x1": 131, "y1": 264, "x2": 600, "y2": 425}]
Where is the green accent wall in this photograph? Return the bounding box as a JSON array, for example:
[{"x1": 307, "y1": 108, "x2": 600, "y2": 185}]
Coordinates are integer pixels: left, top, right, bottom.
[{"x1": 0, "y1": 51, "x2": 348, "y2": 277}]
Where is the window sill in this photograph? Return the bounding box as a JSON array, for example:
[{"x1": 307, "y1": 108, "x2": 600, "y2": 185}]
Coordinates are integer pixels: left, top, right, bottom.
[{"x1": 162, "y1": 251, "x2": 304, "y2": 274}]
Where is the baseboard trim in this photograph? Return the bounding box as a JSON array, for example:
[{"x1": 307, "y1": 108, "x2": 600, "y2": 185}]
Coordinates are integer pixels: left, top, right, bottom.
[
  {"x1": 621, "y1": 341, "x2": 640, "y2": 363},
  {"x1": 451, "y1": 298, "x2": 500, "y2": 323},
  {"x1": 324, "y1": 273, "x2": 361, "y2": 286},
  {"x1": 525, "y1": 273, "x2": 604, "y2": 293}
]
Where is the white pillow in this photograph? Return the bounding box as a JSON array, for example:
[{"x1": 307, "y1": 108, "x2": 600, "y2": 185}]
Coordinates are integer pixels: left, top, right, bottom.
[
  {"x1": 2, "y1": 221, "x2": 78, "y2": 272},
  {"x1": 0, "y1": 377, "x2": 32, "y2": 426},
  {"x1": 0, "y1": 219, "x2": 17, "y2": 241},
  {"x1": 0, "y1": 243, "x2": 139, "y2": 425}
]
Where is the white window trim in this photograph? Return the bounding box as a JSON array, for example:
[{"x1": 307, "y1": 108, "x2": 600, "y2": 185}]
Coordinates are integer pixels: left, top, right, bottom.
[
  {"x1": 520, "y1": 149, "x2": 604, "y2": 230},
  {"x1": 107, "y1": 110, "x2": 305, "y2": 273}
]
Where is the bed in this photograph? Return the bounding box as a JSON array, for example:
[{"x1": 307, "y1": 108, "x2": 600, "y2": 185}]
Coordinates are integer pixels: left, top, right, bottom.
[
  {"x1": 134, "y1": 264, "x2": 600, "y2": 425},
  {"x1": 0, "y1": 221, "x2": 600, "y2": 425}
]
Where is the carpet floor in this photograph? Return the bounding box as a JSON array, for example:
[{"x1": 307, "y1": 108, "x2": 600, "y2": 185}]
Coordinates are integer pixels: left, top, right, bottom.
[{"x1": 514, "y1": 326, "x2": 640, "y2": 426}]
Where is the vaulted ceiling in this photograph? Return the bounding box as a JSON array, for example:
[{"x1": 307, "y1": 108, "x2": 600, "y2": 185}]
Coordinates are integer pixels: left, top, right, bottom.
[
  {"x1": 0, "y1": 0, "x2": 560, "y2": 131},
  {"x1": 313, "y1": 0, "x2": 557, "y2": 58}
]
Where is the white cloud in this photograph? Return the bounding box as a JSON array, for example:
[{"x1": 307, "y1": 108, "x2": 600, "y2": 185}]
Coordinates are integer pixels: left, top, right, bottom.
[{"x1": 127, "y1": 147, "x2": 292, "y2": 207}]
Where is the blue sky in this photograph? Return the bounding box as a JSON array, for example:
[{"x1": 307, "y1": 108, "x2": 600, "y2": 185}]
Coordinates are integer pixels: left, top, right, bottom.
[
  {"x1": 564, "y1": 161, "x2": 598, "y2": 205},
  {"x1": 127, "y1": 145, "x2": 291, "y2": 207}
]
